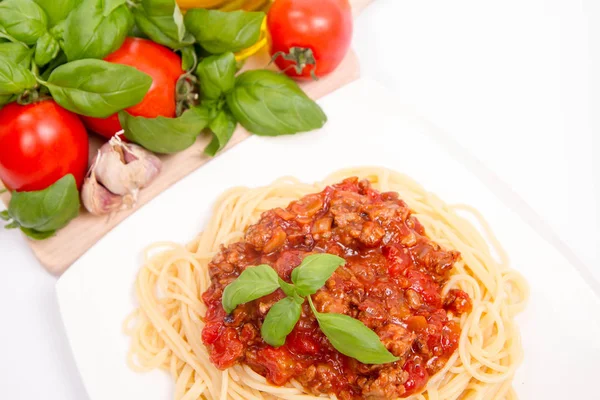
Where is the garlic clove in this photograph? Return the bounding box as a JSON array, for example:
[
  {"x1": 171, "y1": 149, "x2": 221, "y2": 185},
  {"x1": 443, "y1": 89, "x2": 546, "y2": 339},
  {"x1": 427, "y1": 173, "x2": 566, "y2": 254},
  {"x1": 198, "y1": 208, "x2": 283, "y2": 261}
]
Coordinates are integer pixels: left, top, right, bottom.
[
  {"x1": 94, "y1": 139, "x2": 162, "y2": 196},
  {"x1": 81, "y1": 170, "x2": 124, "y2": 216}
]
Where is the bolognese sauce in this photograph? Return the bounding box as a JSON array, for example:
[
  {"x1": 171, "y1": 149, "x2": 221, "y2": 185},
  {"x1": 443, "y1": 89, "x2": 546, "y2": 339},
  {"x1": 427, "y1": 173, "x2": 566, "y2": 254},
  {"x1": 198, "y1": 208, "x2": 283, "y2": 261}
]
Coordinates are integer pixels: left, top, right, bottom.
[{"x1": 202, "y1": 178, "x2": 472, "y2": 399}]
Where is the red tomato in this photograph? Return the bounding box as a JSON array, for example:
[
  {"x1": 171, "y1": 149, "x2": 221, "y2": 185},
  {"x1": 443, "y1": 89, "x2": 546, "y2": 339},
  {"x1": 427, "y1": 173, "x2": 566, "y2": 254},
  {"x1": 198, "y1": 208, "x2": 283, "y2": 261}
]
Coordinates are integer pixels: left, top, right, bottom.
[
  {"x1": 81, "y1": 37, "x2": 184, "y2": 139},
  {"x1": 267, "y1": 0, "x2": 353, "y2": 79},
  {"x1": 0, "y1": 100, "x2": 89, "y2": 192}
]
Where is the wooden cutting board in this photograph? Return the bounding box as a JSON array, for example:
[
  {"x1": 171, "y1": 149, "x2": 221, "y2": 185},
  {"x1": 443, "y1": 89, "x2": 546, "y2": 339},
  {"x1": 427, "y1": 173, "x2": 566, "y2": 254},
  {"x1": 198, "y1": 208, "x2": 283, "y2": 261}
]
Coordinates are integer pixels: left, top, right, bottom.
[{"x1": 1, "y1": 0, "x2": 371, "y2": 275}]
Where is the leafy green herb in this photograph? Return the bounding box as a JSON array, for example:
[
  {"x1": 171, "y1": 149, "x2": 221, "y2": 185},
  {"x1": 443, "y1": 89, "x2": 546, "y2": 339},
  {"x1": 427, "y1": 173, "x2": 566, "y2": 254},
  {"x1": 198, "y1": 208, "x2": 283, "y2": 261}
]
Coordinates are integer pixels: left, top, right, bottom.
[
  {"x1": 0, "y1": 58, "x2": 37, "y2": 95},
  {"x1": 34, "y1": 31, "x2": 60, "y2": 66},
  {"x1": 261, "y1": 297, "x2": 302, "y2": 347},
  {"x1": 33, "y1": 0, "x2": 77, "y2": 27},
  {"x1": 291, "y1": 254, "x2": 345, "y2": 296},
  {"x1": 204, "y1": 109, "x2": 236, "y2": 156},
  {"x1": 180, "y1": 46, "x2": 196, "y2": 71},
  {"x1": 196, "y1": 52, "x2": 236, "y2": 100},
  {"x1": 222, "y1": 264, "x2": 280, "y2": 313},
  {"x1": 277, "y1": 277, "x2": 304, "y2": 304},
  {"x1": 120, "y1": 106, "x2": 214, "y2": 154},
  {"x1": 102, "y1": 0, "x2": 127, "y2": 16},
  {"x1": 184, "y1": 9, "x2": 264, "y2": 54},
  {"x1": 61, "y1": 0, "x2": 132, "y2": 61},
  {"x1": 3, "y1": 174, "x2": 80, "y2": 240},
  {"x1": 226, "y1": 70, "x2": 327, "y2": 136},
  {"x1": 223, "y1": 253, "x2": 396, "y2": 365},
  {"x1": 0, "y1": 0, "x2": 48, "y2": 45},
  {"x1": 45, "y1": 59, "x2": 152, "y2": 118},
  {"x1": 0, "y1": 43, "x2": 34, "y2": 67},
  {"x1": 132, "y1": 0, "x2": 194, "y2": 50},
  {"x1": 308, "y1": 297, "x2": 399, "y2": 365}
]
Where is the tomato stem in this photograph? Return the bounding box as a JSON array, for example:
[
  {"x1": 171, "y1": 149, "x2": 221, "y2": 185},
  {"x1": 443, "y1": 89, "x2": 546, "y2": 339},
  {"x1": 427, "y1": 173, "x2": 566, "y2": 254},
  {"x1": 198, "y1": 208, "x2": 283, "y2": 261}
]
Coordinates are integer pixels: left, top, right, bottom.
[
  {"x1": 175, "y1": 50, "x2": 200, "y2": 116},
  {"x1": 270, "y1": 47, "x2": 319, "y2": 81}
]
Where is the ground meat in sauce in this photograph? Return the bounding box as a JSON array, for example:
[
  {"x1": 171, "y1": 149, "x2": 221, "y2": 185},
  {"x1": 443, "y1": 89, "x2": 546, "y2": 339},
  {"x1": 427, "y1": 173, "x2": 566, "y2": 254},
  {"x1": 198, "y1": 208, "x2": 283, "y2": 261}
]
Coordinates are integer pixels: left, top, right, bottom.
[{"x1": 201, "y1": 178, "x2": 472, "y2": 400}]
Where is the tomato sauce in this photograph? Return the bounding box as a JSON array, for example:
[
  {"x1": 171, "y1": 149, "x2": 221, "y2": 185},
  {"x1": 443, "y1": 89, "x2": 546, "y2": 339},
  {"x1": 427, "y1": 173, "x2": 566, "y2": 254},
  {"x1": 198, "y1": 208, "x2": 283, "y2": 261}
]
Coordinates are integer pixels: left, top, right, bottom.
[{"x1": 202, "y1": 178, "x2": 472, "y2": 399}]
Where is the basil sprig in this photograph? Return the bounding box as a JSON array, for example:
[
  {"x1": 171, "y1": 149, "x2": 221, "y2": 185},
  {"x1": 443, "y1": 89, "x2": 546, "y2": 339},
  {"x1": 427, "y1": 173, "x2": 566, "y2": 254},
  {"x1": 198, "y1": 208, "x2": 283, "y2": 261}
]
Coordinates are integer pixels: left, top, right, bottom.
[
  {"x1": 132, "y1": 0, "x2": 194, "y2": 50},
  {"x1": 44, "y1": 59, "x2": 152, "y2": 118},
  {"x1": 1, "y1": 174, "x2": 80, "y2": 240},
  {"x1": 226, "y1": 70, "x2": 327, "y2": 136},
  {"x1": 120, "y1": 106, "x2": 214, "y2": 154},
  {"x1": 61, "y1": 0, "x2": 132, "y2": 61},
  {"x1": 184, "y1": 9, "x2": 264, "y2": 54},
  {"x1": 220, "y1": 253, "x2": 398, "y2": 365},
  {"x1": 308, "y1": 297, "x2": 400, "y2": 365},
  {"x1": 0, "y1": 0, "x2": 48, "y2": 45}
]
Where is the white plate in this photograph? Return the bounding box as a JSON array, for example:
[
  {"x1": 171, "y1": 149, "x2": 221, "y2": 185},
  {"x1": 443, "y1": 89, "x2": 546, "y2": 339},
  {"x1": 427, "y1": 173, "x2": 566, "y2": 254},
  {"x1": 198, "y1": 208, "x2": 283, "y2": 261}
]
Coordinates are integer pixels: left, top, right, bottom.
[{"x1": 56, "y1": 79, "x2": 600, "y2": 400}]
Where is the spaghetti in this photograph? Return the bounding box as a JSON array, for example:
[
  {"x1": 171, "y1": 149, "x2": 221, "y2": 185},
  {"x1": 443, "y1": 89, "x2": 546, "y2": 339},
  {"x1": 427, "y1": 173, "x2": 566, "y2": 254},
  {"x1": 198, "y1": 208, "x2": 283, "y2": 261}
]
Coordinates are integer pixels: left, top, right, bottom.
[{"x1": 125, "y1": 167, "x2": 529, "y2": 400}]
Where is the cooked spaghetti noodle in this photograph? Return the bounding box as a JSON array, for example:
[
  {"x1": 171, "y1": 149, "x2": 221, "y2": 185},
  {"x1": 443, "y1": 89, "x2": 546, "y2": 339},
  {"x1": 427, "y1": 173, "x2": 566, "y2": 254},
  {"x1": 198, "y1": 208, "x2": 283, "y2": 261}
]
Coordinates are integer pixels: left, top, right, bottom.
[{"x1": 124, "y1": 167, "x2": 528, "y2": 400}]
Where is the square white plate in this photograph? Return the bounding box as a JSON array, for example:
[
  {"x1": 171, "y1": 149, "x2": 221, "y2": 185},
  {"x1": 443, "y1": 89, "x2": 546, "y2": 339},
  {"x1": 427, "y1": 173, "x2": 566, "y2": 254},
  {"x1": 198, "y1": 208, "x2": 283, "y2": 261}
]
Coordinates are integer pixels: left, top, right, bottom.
[{"x1": 56, "y1": 79, "x2": 600, "y2": 400}]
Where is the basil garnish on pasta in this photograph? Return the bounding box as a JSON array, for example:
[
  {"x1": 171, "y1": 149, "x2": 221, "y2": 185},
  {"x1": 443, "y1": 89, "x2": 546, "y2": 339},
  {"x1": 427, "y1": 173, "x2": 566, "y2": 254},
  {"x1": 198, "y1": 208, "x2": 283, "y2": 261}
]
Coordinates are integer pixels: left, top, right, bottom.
[{"x1": 220, "y1": 253, "x2": 397, "y2": 365}]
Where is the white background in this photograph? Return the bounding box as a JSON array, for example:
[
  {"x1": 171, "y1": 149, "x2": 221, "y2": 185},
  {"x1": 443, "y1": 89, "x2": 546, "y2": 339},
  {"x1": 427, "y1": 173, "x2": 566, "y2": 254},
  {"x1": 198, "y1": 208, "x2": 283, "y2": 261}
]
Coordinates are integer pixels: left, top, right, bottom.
[{"x1": 1, "y1": 1, "x2": 598, "y2": 399}]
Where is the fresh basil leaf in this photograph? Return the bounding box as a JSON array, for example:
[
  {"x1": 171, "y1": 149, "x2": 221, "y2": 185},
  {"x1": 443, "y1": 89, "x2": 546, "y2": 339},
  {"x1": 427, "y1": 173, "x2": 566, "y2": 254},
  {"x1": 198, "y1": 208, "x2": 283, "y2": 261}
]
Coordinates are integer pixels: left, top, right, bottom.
[
  {"x1": 309, "y1": 299, "x2": 399, "y2": 365},
  {"x1": 180, "y1": 46, "x2": 196, "y2": 71},
  {"x1": 0, "y1": 210, "x2": 9, "y2": 221},
  {"x1": 204, "y1": 109, "x2": 236, "y2": 156},
  {"x1": 132, "y1": 0, "x2": 194, "y2": 50},
  {"x1": 222, "y1": 264, "x2": 280, "y2": 314},
  {"x1": 261, "y1": 297, "x2": 302, "y2": 347},
  {"x1": 290, "y1": 254, "x2": 345, "y2": 296},
  {"x1": 196, "y1": 52, "x2": 236, "y2": 100},
  {"x1": 7, "y1": 174, "x2": 80, "y2": 235},
  {"x1": 34, "y1": 32, "x2": 60, "y2": 66},
  {"x1": 121, "y1": 106, "x2": 213, "y2": 154},
  {"x1": 33, "y1": 0, "x2": 77, "y2": 27},
  {"x1": 20, "y1": 227, "x2": 56, "y2": 240},
  {"x1": 227, "y1": 70, "x2": 327, "y2": 136},
  {"x1": 62, "y1": 0, "x2": 132, "y2": 61},
  {"x1": 0, "y1": 43, "x2": 34, "y2": 68},
  {"x1": 103, "y1": 0, "x2": 127, "y2": 16},
  {"x1": 184, "y1": 9, "x2": 264, "y2": 54},
  {"x1": 45, "y1": 59, "x2": 151, "y2": 117},
  {"x1": 0, "y1": 0, "x2": 48, "y2": 45},
  {"x1": 0, "y1": 58, "x2": 37, "y2": 95}
]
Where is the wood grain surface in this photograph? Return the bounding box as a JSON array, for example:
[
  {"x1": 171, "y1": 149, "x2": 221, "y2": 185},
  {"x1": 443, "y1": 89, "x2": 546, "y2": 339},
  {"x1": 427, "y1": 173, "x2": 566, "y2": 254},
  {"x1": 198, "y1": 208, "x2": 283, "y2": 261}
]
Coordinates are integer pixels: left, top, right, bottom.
[{"x1": 0, "y1": 2, "x2": 370, "y2": 274}]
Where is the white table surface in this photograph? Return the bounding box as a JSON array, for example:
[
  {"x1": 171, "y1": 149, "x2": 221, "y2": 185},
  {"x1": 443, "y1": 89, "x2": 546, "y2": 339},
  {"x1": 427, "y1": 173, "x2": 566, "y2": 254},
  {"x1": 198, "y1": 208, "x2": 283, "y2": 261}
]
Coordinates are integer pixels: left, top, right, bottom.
[{"x1": 1, "y1": 1, "x2": 598, "y2": 398}]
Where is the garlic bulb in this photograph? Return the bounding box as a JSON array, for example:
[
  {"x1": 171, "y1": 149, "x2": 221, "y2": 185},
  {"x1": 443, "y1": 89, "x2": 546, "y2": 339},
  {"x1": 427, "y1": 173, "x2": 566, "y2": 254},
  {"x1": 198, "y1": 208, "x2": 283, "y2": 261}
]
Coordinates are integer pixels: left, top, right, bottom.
[
  {"x1": 81, "y1": 136, "x2": 162, "y2": 216},
  {"x1": 94, "y1": 137, "x2": 162, "y2": 196}
]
